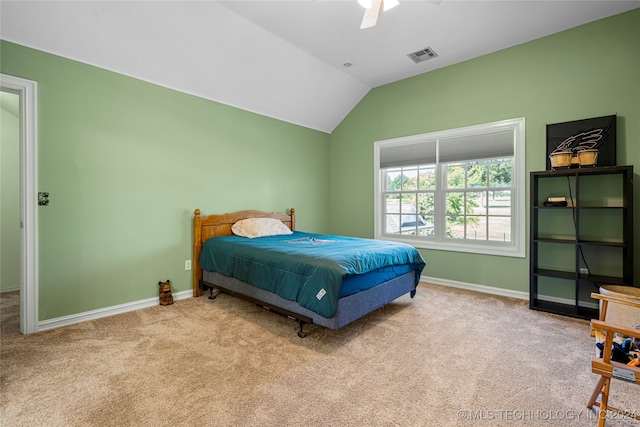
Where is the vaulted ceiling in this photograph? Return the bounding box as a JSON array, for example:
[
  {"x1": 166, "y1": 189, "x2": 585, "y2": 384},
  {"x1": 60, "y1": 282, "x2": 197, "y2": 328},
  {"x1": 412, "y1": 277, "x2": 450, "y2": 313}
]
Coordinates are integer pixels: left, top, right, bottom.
[{"x1": 2, "y1": 1, "x2": 638, "y2": 133}]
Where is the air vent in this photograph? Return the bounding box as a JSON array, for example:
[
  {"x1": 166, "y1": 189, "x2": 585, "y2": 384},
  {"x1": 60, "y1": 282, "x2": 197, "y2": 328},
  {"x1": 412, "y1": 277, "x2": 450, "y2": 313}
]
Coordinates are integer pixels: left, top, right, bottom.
[{"x1": 407, "y1": 47, "x2": 438, "y2": 64}]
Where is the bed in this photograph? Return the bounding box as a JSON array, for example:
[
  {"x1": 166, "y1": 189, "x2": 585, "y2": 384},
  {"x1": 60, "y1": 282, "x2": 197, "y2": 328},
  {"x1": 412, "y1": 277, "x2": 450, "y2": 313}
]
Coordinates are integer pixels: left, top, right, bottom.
[{"x1": 193, "y1": 208, "x2": 425, "y2": 337}]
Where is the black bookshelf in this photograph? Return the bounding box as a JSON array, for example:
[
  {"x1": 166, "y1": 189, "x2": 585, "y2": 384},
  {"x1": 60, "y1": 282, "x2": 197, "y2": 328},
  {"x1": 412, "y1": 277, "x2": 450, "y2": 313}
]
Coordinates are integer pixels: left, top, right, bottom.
[{"x1": 530, "y1": 166, "x2": 634, "y2": 319}]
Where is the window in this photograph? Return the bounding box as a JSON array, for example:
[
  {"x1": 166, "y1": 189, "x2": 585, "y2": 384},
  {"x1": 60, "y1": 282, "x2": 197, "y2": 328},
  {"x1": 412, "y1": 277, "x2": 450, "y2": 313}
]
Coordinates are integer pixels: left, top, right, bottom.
[{"x1": 374, "y1": 118, "x2": 525, "y2": 257}]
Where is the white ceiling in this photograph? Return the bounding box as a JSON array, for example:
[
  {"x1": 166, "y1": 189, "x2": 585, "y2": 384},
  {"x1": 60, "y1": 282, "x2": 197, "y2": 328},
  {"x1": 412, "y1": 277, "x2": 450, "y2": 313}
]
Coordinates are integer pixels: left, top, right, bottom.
[{"x1": 1, "y1": 1, "x2": 638, "y2": 133}]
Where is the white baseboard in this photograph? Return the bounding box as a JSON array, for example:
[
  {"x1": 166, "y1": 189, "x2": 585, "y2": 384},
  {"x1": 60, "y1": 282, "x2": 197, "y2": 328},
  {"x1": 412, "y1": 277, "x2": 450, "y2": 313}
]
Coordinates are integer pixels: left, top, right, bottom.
[
  {"x1": 37, "y1": 290, "x2": 193, "y2": 332},
  {"x1": 422, "y1": 275, "x2": 599, "y2": 309},
  {"x1": 421, "y1": 275, "x2": 529, "y2": 300},
  {"x1": 33, "y1": 276, "x2": 598, "y2": 332},
  {"x1": 37, "y1": 276, "x2": 526, "y2": 332}
]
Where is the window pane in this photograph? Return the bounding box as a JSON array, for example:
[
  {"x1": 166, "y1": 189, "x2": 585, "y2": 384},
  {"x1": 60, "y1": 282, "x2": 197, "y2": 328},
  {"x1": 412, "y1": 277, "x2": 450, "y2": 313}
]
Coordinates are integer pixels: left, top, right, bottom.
[
  {"x1": 385, "y1": 214, "x2": 401, "y2": 234},
  {"x1": 399, "y1": 198, "x2": 432, "y2": 235},
  {"x1": 488, "y1": 191, "x2": 511, "y2": 215},
  {"x1": 418, "y1": 215, "x2": 435, "y2": 237},
  {"x1": 418, "y1": 165, "x2": 436, "y2": 190},
  {"x1": 466, "y1": 216, "x2": 486, "y2": 240},
  {"x1": 466, "y1": 191, "x2": 485, "y2": 215},
  {"x1": 446, "y1": 164, "x2": 465, "y2": 188},
  {"x1": 446, "y1": 192, "x2": 465, "y2": 215},
  {"x1": 466, "y1": 162, "x2": 487, "y2": 188},
  {"x1": 446, "y1": 216, "x2": 464, "y2": 239},
  {"x1": 400, "y1": 196, "x2": 418, "y2": 216},
  {"x1": 417, "y1": 193, "x2": 434, "y2": 215},
  {"x1": 385, "y1": 194, "x2": 400, "y2": 213},
  {"x1": 401, "y1": 168, "x2": 418, "y2": 191},
  {"x1": 489, "y1": 159, "x2": 512, "y2": 187},
  {"x1": 489, "y1": 216, "x2": 511, "y2": 242},
  {"x1": 386, "y1": 169, "x2": 402, "y2": 191}
]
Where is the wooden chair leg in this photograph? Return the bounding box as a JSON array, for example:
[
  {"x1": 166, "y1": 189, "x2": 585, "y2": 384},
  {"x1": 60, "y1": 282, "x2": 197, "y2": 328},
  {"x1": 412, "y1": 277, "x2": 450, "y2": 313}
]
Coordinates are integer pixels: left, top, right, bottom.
[
  {"x1": 587, "y1": 376, "x2": 606, "y2": 408},
  {"x1": 597, "y1": 378, "x2": 611, "y2": 427}
]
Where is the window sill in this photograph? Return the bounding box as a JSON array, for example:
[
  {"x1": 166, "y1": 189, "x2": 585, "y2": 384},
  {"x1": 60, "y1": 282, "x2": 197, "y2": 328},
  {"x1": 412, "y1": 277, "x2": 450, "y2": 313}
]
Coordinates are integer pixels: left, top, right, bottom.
[{"x1": 378, "y1": 235, "x2": 526, "y2": 258}]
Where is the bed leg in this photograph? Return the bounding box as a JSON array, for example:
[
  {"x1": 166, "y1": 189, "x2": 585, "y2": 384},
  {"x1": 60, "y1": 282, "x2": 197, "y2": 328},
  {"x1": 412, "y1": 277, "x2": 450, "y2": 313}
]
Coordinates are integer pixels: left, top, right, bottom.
[
  {"x1": 207, "y1": 287, "x2": 222, "y2": 300},
  {"x1": 297, "y1": 321, "x2": 307, "y2": 338}
]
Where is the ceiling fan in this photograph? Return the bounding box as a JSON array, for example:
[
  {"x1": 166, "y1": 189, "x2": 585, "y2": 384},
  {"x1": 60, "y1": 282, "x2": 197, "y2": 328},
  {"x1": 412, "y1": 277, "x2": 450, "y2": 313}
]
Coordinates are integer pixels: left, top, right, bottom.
[
  {"x1": 358, "y1": 0, "x2": 399, "y2": 29},
  {"x1": 358, "y1": 0, "x2": 441, "y2": 29}
]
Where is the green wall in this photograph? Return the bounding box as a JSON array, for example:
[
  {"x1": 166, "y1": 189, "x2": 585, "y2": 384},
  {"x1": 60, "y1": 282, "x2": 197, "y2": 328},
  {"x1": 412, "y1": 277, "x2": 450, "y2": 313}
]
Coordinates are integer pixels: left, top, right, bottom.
[
  {"x1": 329, "y1": 9, "x2": 640, "y2": 291},
  {"x1": 0, "y1": 40, "x2": 330, "y2": 320},
  {"x1": 1, "y1": 8, "x2": 639, "y2": 321}
]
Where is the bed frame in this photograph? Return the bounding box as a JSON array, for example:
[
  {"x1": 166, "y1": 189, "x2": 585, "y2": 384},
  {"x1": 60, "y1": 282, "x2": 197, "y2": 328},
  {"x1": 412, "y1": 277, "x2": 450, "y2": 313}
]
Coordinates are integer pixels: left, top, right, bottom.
[
  {"x1": 193, "y1": 208, "x2": 418, "y2": 337},
  {"x1": 192, "y1": 208, "x2": 295, "y2": 298}
]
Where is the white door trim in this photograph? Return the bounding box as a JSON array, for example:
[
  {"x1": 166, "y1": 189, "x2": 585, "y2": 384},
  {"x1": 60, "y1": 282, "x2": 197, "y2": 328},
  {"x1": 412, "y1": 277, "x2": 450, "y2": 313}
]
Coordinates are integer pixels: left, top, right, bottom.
[{"x1": 1, "y1": 73, "x2": 38, "y2": 334}]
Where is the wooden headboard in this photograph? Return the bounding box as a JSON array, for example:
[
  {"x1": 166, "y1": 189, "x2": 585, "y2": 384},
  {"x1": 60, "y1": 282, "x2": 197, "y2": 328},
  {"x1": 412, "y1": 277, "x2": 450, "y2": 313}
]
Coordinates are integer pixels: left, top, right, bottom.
[{"x1": 192, "y1": 208, "x2": 296, "y2": 297}]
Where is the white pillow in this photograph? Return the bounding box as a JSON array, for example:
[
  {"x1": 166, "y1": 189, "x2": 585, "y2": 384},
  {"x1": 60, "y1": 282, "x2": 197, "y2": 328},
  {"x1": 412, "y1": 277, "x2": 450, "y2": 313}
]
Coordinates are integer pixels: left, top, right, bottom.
[{"x1": 231, "y1": 217, "x2": 293, "y2": 238}]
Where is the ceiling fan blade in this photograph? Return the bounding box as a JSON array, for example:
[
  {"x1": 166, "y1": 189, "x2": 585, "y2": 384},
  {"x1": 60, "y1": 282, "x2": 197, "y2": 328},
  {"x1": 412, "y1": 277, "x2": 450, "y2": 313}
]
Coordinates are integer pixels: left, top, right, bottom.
[
  {"x1": 360, "y1": 0, "x2": 382, "y2": 29},
  {"x1": 383, "y1": 0, "x2": 399, "y2": 12}
]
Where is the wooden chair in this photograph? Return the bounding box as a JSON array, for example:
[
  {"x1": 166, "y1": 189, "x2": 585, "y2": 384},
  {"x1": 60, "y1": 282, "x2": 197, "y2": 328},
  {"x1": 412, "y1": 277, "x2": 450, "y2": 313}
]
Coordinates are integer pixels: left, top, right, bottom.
[{"x1": 587, "y1": 292, "x2": 640, "y2": 427}]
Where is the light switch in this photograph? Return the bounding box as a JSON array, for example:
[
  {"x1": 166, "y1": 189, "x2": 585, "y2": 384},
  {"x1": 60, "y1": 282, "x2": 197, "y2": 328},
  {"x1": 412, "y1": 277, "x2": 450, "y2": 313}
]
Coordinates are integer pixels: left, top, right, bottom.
[{"x1": 38, "y1": 192, "x2": 49, "y2": 206}]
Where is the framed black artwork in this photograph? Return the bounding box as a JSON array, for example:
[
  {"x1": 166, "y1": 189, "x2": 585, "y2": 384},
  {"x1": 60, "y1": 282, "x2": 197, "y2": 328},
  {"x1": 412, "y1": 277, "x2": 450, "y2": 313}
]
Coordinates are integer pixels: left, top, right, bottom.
[{"x1": 546, "y1": 115, "x2": 616, "y2": 170}]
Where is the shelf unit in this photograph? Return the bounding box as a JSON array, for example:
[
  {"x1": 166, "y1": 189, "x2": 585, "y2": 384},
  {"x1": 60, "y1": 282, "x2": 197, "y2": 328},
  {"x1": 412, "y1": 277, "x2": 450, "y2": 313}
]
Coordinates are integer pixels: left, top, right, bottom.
[{"x1": 530, "y1": 165, "x2": 634, "y2": 319}]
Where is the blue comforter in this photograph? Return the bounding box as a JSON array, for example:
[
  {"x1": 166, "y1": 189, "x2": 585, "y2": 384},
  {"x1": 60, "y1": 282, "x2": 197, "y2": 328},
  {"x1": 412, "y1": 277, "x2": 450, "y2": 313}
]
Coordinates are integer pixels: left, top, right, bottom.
[{"x1": 199, "y1": 231, "x2": 425, "y2": 318}]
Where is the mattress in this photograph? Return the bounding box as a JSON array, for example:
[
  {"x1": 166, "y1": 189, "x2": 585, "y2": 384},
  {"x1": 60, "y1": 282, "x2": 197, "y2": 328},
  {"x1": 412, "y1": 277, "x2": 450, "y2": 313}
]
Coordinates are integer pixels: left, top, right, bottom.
[{"x1": 199, "y1": 231, "x2": 425, "y2": 317}]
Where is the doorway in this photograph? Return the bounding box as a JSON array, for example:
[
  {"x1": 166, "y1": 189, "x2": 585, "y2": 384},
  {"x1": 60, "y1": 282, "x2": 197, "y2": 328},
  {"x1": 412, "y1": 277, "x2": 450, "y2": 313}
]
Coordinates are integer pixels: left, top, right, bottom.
[
  {"x1": 0, "y1": 73, "x2": 38, "y2": 334},
  {"x1": 1, "y1": 89, "x2": 21, "y2": 320}
]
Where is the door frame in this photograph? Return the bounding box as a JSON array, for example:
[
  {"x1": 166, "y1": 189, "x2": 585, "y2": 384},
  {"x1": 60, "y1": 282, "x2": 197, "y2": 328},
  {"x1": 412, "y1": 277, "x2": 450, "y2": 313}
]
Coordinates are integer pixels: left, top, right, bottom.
[{"x1": 1, "y1": 73, "x2": 38, "y2": 334}]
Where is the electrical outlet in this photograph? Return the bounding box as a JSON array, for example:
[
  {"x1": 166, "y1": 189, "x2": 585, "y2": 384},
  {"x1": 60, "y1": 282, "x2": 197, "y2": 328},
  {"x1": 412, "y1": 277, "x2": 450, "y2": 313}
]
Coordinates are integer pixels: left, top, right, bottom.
[
  {"x1": 579, "y1": 267, "x2": 589, "y2": 275},
  {"x1": 185, "y1": 260, "x2": 192, "y2": 271}
]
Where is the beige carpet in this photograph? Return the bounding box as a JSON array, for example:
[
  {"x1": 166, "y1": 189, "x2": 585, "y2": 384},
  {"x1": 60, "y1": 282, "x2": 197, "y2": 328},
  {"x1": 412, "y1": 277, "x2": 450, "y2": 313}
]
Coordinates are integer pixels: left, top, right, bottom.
[{"x1": 1, "y1": 283, "x2": 638, "y2": 427}]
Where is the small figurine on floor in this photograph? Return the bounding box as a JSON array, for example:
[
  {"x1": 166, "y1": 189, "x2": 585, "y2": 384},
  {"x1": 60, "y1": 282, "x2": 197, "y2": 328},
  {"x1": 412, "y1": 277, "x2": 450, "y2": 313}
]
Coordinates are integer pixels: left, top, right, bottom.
[{"x1": 158, "y1": 280, "x2": 174, "y2": 306}]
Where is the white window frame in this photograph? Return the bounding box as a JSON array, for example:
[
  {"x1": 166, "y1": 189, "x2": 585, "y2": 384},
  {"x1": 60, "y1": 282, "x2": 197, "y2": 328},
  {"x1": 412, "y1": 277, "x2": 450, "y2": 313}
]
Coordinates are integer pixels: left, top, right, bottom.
[{"x1": 374, "y1": 117, "x2": 526, "y2": 258}]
